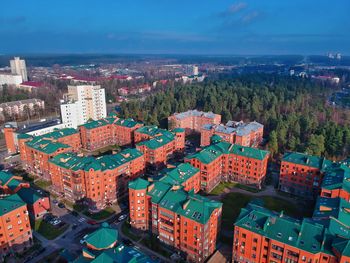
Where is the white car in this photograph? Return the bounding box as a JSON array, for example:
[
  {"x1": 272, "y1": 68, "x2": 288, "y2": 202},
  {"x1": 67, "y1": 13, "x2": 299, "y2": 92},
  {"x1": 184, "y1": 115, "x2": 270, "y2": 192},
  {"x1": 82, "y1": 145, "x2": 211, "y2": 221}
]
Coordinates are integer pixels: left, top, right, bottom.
[
  {"x1": 118, "y1": 214, "x2": 128, "y2": 221},
  {"x1": 80, "y1": 234, "x2": 89, "y2": 244},
  {"x1": 51, "y1": 219, "x2": 61, "y2": 226}
]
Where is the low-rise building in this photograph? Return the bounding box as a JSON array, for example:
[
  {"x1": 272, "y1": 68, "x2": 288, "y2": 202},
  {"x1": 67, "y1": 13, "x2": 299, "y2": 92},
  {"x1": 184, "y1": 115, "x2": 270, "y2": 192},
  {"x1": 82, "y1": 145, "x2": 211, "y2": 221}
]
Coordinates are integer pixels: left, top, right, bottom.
[
  {"x1": 129, "y1": 178, "x2": 222, "y2": 262},
  {"x1": 200, "y1": 121, "x2": 263, "y2": 147},
  {"x1": 0, "y1": 194, "x2": 33, "y2": 259},
  {"x1": 0, "y1": 72, "x2": 22, "y2": 86},
  {"x1": 70, "y1": 222, "x2": 156, "y2": 262},
  {"x1": 49, "y1": 148, "x2": 145, "y2": 211},
  {"x1": 168, "y1": 110, "x2": 221, "y2": 134},
  {"x1": 185, "y1": 141, "x2": 269, "y2": 192},
  {"x1": 279, "y1": 152, "x2": 332, "y2": 198}
]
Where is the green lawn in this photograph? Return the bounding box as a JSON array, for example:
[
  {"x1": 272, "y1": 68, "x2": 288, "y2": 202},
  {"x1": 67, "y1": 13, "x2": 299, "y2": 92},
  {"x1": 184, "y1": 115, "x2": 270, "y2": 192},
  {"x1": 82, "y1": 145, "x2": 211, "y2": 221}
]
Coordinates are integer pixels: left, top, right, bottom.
[
  {"x1": 34, "y1": 179, "x2": 52, "y2": 189},
  {"x1": 34, "y1": 219, "x2": 69, "y2": 240},
  {"x1": 73, "y1": 203, "x2": 87, "y2": 213},
  {"x1": 83, "y1": 207, "x2": 115, "y2": 220},
  {"x1": 220, "y1": 193, "x2": 301, "y2": 232},
  {"x1": 210, "y1": 182, "x2": 237, "y2": 195},
  {"x1": 140, "y1": 235, "x2": 172, "y2": 257},
  {"x1": 235, "y1": 183, "x2": 261, "y2": 193}
]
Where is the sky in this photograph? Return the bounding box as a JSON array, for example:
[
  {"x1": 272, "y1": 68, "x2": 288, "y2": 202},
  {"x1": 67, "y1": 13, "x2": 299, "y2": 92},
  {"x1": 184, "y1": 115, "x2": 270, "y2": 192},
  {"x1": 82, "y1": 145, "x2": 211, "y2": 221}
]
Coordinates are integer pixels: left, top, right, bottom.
[{"x1": 1, "y1": 0, "x2": 350, "y2": 55}]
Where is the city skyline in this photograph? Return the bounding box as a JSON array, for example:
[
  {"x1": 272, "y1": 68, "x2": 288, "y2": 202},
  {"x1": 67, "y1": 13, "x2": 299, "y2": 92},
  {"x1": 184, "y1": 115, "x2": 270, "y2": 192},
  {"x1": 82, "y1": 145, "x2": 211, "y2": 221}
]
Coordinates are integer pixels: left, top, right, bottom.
[{"x1": 1, "y1": 0, "x2": 350, "y2": 55}]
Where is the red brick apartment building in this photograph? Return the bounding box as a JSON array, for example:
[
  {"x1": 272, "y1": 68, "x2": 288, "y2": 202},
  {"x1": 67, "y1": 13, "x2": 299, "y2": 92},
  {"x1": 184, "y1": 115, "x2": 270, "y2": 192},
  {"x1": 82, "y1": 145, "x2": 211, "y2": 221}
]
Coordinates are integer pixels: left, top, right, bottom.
[
  {"x1": 168, "y1": 110, "x2": 221, "y2": 134},
  {"x1": 128, "y1": 178, "x2": 222, "y2": 262},
  {"x1": 279, "y1": 152, "x2": 332, "y2": 199},
  {"x1": 135, "y1": 126, "x2": 185, "y2": 169},
  {"x1": 233, "y1": 159, "x2": 350, "y2": 263},
  {"x1": 18, "y1": 128, "x2": 81, "y2": 180},
  {"x1": 233, "y1": 201, "x2": 339, "y2": 263},
  {"x1": 0, "y1": 171, "x2": 50, "y2": 219},
  {"x1": 0, "y1": 194, "x2": 33, "y2": 260},
  {"x1": 185, "y1": 141, "x2": 269, "y2": 192},
  {"x1": 79, "y1": 116, "x2": 142, "y2": 151},
  {"x1": 49, "y1": 148, "x2": 145, "y2": 211},
  {"x1": 200, "y1": 121, "x2": 264, "y2": 147}
]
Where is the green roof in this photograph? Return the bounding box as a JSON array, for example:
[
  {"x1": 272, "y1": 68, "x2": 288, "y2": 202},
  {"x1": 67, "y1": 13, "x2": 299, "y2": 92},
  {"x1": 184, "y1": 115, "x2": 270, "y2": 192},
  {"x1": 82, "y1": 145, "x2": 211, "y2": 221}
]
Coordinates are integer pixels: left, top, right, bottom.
[
  {"x1": 41, "y1": 128, "x2": 78, "y2": 140},
  {"x1": 172, "y1": 128, "x2": 185, "y2": 133},
  {"x1": 136, "y1": 125, "x2": 162, "y2": 137},
  {"x1": 128, "y1": 178, "x2": 150, "y2": 190},
  {"x1": 235, "y1": 202, "x2": 334, "y2": 255},
  {"x1": 49, "y1": 148, "x2": 143, "y2": 172},
  {"x1": 186, "y1": 141, "x2": 269, "y2": 164},
  {"x1": 85, "y1": 223, "x2": 118, "y2": 249},
  {"x1": 321, "y1": 163, "x2": 350, "y2": 193},
  {"x1": 17, "y1": 133, "x2": 32, "y2": 139},
  {"x1": 17, "y1": 187, "x2": 44, "y2": 204},
  {"x1": 114, "y1": 118, "x2": 140, "y2": 128},
  {"x1": 137, "y1": 134, "x2": 174, "y2": 150},
  {"x1": 146, "y1": 181, "x2": 172, "y2": 204},
  {"x1": 0, "y1": 194, "x2": 26, "y2": 216},
  {"x1": 80, "y1": 118, "x2": 116, "y2": 129},
  {"x1": 160, "y1": 163, "x2": 199, "y2": 186},
  {"x1": 0, "y1": 171, "x2": 15, "y2": 186},
  {"x1": 282, "y1": 152, "x2": 332, "y2": 170},
  {"x1": 26, "y1": 138, "x2": 71, "y2": 154}
]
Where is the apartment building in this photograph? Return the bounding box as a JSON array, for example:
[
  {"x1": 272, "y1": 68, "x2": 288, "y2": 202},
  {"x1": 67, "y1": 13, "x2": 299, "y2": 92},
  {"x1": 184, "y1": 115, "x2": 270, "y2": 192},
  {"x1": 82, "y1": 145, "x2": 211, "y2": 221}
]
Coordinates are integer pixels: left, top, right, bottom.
[
  {"x1": 129, "y1": 178, "x2": 222, "y2": 262},
  {"x1": 79, "y1": 116, "x2": 142, "y2": 151},
  {"x1": 60, "y1": 85, "x2": 107, "y2": 128},
  {"x1": 168, "y1": 110, "x2": 221, "y2": 134},
  {"x1": 279, "y1": 152, "x2": 332, "y2": 198},
  {"x1": 200, "y1": 121, "x2": 263, "y2": 147},
  {"x1": 49, "y1": 148, "x2": 145, "y2": 211},
  {"x1": 0, "y1": 99, "x2": 45, "y2": 121},
  {"x1": 0, "y1": 194, "x2": 33, "y2": 259},
  {"x1": 10, "y1": 57, "x2": 28, "y2": 82},
  {"x1": 135, "y1": 126, "x2": 185, "y2": 169},
  {"x1": 18, "y1": 128, "x2": 81, "y2": 180},
  {"x1": 232, "y1": 201, "x2": 338, "y2": 263},
  {"x1": 0, "y1": 171, "x2": 50, "y2": 219},
  {"x1": 185, "y1": 141, "x2": 269, "y2": 192}
]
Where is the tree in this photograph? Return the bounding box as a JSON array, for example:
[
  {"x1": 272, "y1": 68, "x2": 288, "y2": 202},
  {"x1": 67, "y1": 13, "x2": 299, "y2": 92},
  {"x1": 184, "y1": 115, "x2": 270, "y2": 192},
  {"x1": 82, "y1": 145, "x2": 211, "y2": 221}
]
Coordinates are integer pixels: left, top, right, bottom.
[
  {"x1": 306, "y1": 134, "x2": 325, "y2": 156},
  {"x1": 268, "y1": 131, "x2": 279, "y2": 157}
]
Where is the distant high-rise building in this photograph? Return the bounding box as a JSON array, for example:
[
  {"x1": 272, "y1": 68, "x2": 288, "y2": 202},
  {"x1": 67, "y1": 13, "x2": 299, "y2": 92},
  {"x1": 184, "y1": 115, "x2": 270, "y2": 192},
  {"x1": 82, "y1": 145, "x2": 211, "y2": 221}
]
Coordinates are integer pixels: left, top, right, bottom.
[
  {"x1": 60, "y1": 84, "x2": 107, "y2": 128},
  {"x1": 10, "y1": 57, "x2": 28, "y2": 81},
  {"x1": 193, "y1": 65, "x2": 199, "y2": 75}
]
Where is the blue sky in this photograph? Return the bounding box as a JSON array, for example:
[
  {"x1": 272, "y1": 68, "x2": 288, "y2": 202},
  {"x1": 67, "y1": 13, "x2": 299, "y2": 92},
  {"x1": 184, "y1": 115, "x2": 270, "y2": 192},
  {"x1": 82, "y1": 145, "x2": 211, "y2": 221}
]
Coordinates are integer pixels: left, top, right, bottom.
[{"x1": 1, "y1": 0, "x2": 349, "y2": 55}]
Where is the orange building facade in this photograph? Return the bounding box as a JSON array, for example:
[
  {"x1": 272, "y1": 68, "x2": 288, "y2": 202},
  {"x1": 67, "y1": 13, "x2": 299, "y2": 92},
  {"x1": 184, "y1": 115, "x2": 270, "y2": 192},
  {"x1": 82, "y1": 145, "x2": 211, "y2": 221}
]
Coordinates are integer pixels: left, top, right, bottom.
[
  {"x1": 18, "y1": 128, "x2": 81, "y2": 180},
  {"x1": 135, "y1": 126, "x2": 185, "y2": 169},
  {"x1": 79, "y1": 117, "x2": 142, "y2": 151},
  {"x1": 200, "y1": 121, "x2": 264, "y2": 147},
  {"x1": 49, "y1": 148, "x2": 145, "y2": 211},
  {"x1": 185, "y1": 141, "x2": 269, "y2": 192},
  {"x1": 129, "y1": 178, "x2": 222, "y2": 262},
  {"x1": 279, "y1": 152, "x2": 332, "y2": 199},
  {"x1": 168, "y1": 110, "x2": 221, "y2": 134},
  {"x1": 0, "y1": 194, "x2": 33, "y2": 259}
]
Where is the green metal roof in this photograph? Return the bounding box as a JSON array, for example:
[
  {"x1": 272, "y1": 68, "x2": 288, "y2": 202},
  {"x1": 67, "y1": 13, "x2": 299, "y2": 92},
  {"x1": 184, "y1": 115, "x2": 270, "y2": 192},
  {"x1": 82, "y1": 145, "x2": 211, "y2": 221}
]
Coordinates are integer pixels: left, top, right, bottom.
[
  {"x1": 49, "y1": 148, "x2": 143, "y2": 172},
  {"x1": 0, "y1": 194, "x2": 26, "y2": 216},
  {"x1": 85, "y1": 223, "x2": 118, "y2": 250},
  {"x1": 114, "y1": 118, "x2": 140, "y2": 128},
  {"x1": 172, "y1": 128, "x2": 185, "y2": 133},
  {"x1": 17, "y1": 133, "x2": 32, "y2": 139},
  {"x1": 235, "y1": 202, "x2": 334, "y2": 255},
  {"x1": 17, "y1": 187, "x2": 44, "y2": 205},
  {"x1": 282, "y1": 152, "x2": 332, "y2": 170},
  {"x1": 26, "y1": 138, "x2": 71, "y2": 154},
  {"x1": 137, "y1": 134, "x2": 174, "y2": 150},
  {"x1": 186, "y1": 141, "x2": 269, "y2": 164},
  {"x1": 41, "y1": 128, "x2": 78, "y2": 139},
  {"x1": 321, "y1": 163, "x2": 350, "y2": 193},
  {"x1": 136, "y1": 125, "x2": 162, "y2": 137},
  {"x1": 80, "y1": 118, "x2": 116, "y2": 129},
  {"x1": 146, "y1": 181, "x2": 172, "y2": 204},
  {"x1": 128, "y1": 178, "x2": 150, "y2": 190},
  {"x1": 159, "y1": 163, "x2": 199, "y2": 186},
  {"x1": 0, "y1": 171, "x2": 15, "y2": 186}
]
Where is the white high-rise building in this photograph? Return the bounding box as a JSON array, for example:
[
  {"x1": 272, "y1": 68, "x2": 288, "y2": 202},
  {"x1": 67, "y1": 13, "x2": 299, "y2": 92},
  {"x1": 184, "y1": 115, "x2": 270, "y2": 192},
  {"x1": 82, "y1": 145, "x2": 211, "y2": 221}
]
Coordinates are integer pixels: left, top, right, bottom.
[
  {"x1": 10, "y1": 57, "x2": 28, "y2": 82},
  {"x1": 60, "y1": 85, "x2": 107, "y2": 128},
  {"x1": 193, "y1": 66, "x2": 199, "y2": 76}
]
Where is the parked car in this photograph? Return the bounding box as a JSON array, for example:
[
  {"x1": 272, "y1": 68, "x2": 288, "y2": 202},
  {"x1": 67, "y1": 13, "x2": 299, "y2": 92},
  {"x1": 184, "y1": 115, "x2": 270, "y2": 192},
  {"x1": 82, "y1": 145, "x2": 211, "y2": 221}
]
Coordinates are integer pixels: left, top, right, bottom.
[
  {"x1": 51, "y1": 219, "x2": 62, "y2": 226},
  {"x1": 52, "y1": 200, "x2": 58, "y2": 205},
  {"x1": 118, "y1": 214, "x2": 128, "y2": 221},
  {"x1": 80, "y1": 234, "x2": 89, "y2": 244},
  {"x1": 87, "y1": 220, "x2": 98, "y2": 225},
  {"x1": 58, "y1": 202, "x2": 65, "y2": 209}
]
